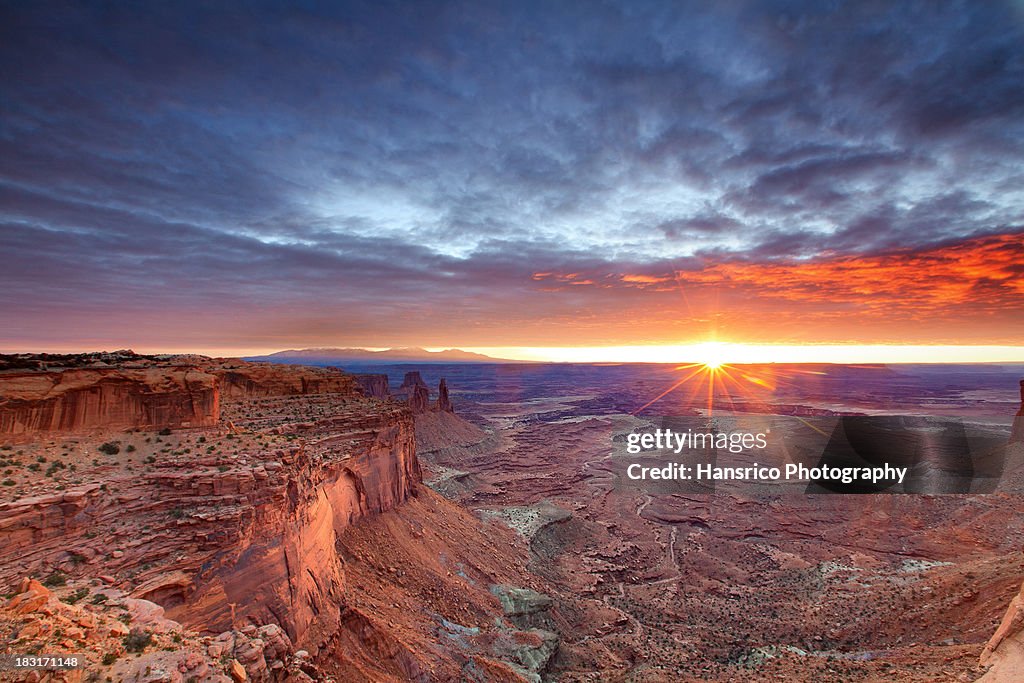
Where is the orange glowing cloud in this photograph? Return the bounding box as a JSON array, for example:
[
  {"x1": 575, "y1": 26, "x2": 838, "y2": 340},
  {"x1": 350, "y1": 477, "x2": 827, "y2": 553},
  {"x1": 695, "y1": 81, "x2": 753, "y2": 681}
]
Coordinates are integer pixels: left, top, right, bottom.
[
  {"x1": 528, "y1": 232, "x2": 1024, "y2": 345},
  {"x1": 584, "y1": 232, "x2": 1024, "y2": 314},
  {"x1": 677, "y1": 233, "x2": 1024, "y2": 314}
]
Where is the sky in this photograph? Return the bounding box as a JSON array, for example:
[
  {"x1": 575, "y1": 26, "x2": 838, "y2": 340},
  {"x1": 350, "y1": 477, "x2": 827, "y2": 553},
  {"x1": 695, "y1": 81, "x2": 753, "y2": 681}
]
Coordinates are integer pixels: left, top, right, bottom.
[{"x1": 1, "y1": 1, "x2": 1023, "y2": 361}]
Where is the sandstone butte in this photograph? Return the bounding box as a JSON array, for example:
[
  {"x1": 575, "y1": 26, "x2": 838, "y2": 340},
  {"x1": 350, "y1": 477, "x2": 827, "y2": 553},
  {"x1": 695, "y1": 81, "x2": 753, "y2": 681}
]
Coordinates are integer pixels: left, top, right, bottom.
[{"x1": 0, "y1": 353, "x2": 547, "y2": 682}]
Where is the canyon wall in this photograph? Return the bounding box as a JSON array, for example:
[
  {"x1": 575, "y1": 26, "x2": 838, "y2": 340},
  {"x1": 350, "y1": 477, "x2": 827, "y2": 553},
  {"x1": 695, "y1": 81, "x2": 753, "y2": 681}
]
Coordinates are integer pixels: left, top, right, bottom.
[
  {"x1": 0, "y1": 367, "x2": 220, "y2": 436},
  {"x1": 0, "y1": 403, "x2": 418, "y2": 645},
  {"x1": 0, "y1": 358, "x2": 421, "y2": 653},
  {"x1": 0, "y1": 357, "x2": 549, "y2": 682},
  {"x1": 215, "y1": 363, "x2": 360, "y2": 399},
  {"x1": 0, "y1": 359, "x2": 365, "y2": 437}
]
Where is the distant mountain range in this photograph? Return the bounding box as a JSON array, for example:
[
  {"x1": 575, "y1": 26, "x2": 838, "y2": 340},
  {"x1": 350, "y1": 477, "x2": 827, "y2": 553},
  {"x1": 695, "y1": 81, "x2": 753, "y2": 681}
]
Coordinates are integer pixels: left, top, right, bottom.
[{"x1": 245, "y1": 346, "x2": 519, "y2": 364}]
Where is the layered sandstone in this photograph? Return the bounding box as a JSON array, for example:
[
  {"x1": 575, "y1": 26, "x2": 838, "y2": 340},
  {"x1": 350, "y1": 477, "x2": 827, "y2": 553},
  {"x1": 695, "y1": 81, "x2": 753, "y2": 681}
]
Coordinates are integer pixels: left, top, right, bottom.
[
  {"x1": 0, "y1": 400, "x2": 419, "y2": 646},
  {"x1": 0, "y1": 354, "x2": 423, "y2": 653},
  {"x1": 0, "y1": 367, "x2": 220, "y2": 436},
  {"x1": 214, "y1": 363, "x2": 359, "y2": 399},
  {"x1": 0, "y1": 356, "x2": 366, "y2": 438},
  {"x1": 354, "y1": 373, "x2": 390, "y2": 399},
  {"x1": 0, "y1": 357, "x2": 551, "y2": 682}
]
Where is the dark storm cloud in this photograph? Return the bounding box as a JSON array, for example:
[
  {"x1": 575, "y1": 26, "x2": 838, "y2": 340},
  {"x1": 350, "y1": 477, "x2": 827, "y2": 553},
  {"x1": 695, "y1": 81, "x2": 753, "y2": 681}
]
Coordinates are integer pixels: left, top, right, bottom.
[{"x1": 1, "y1": 0, "x2": 1022, "y2": 346}]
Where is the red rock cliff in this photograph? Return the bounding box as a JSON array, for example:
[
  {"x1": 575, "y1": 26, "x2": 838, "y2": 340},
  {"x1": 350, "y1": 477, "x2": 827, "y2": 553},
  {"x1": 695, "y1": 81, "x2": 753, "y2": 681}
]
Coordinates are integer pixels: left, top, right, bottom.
[
  {"x1": 0, "y1": 367, "x2": 219, "y2": 436},
  {"x1": 0, "y1": 356, "x2": 422, "y2": 656},
  {"x1": 354, "y1": 373, "x2": 390, "y2": 399},
  {"x1": 0, "y1": 399, "x2": 420, "y2": 649},
  {"x1": 214, "y1": 363, "x2": 360, "y2": 399}
]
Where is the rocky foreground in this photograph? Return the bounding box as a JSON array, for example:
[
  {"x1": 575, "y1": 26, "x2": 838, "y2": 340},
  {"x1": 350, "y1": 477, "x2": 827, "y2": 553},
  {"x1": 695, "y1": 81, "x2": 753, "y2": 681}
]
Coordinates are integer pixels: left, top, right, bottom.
[{"x1": 0, "y1": 353, "x2": 556, "y2": 682}]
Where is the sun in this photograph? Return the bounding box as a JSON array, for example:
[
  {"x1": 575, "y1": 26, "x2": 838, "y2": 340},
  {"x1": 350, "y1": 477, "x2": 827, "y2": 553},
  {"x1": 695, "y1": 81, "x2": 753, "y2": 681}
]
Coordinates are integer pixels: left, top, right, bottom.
[{"x1": 694, "y1": 342, "x2": 727, "y2": 370}]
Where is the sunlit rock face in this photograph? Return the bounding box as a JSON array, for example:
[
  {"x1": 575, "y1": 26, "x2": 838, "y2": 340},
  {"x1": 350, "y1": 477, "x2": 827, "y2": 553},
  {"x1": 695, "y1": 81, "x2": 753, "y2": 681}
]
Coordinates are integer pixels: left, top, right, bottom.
[
  {"x1": 0, "y1": 355, "x2": 421, "y2": 645},
  {"x1": 0, "y1": 367, "x2": 221, "y2": 435},
  {"x1": 0, "y1": 356, "x2": 546, "y2": 682}
]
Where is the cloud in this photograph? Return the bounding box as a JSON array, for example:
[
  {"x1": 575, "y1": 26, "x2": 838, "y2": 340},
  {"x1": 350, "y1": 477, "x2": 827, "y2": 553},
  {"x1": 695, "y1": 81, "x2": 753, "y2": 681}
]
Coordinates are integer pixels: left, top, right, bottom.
[{"x1": 1, "y1": 0, "x2": 1022, "y2": 349}]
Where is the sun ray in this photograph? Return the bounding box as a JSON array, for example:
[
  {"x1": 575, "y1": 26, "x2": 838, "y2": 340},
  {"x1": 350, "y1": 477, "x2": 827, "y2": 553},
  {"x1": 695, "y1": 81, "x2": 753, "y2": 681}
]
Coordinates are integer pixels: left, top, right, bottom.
[{"x1": 631, "y1": 365, "x2": 709, "y2": 415}]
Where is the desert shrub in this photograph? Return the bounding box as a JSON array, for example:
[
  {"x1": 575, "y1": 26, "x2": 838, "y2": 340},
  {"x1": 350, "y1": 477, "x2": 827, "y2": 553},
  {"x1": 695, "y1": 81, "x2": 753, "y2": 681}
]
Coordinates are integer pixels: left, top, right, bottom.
[
  {"x1": 158, "y1": 428, "x2": 172, "y2": 436},
  {"x1": 98, "y1": 442, "x2": 120, "y2": 455},
  {"x1": 123, "y1": 629, "x2": 152, "y2": 653},
  {"x1": 42, "y1": 572, "x2": 66, "y2": 587}
]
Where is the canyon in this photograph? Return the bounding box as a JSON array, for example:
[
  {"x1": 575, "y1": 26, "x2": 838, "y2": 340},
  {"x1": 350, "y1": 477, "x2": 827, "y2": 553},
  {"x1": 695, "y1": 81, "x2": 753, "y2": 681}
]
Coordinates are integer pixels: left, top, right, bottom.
[
  {"x1": 1, "y1": 355, "x2": 1023, "y2": 682},
  {"x1": 0, "y1": 354, "x2": 552, "y2": 682}
]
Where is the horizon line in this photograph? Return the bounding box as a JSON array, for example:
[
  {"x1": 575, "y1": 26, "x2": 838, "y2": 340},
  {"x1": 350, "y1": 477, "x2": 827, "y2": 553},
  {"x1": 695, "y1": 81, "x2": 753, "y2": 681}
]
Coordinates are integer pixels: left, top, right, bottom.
[
  {"x1": 464, "y1": 344, "x2": 1024, "y2": 365},
  {"x1": 4, "y1": 343, "x2": 1024, "y2": 365}
]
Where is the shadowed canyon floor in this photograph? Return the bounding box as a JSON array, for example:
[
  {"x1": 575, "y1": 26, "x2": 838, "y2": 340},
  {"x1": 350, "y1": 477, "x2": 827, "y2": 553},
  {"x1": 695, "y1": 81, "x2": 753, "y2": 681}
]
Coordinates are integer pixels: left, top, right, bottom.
[{"x1": 410, "y1": 362, "x2": 1024, "y2": 681}]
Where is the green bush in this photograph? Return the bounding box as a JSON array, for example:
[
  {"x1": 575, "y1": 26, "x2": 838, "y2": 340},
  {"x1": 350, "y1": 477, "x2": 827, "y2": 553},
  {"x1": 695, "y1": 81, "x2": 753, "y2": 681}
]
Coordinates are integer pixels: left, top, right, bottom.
[{"x1": 98, "y1": 442, "x2": 120, "y2": 456}]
